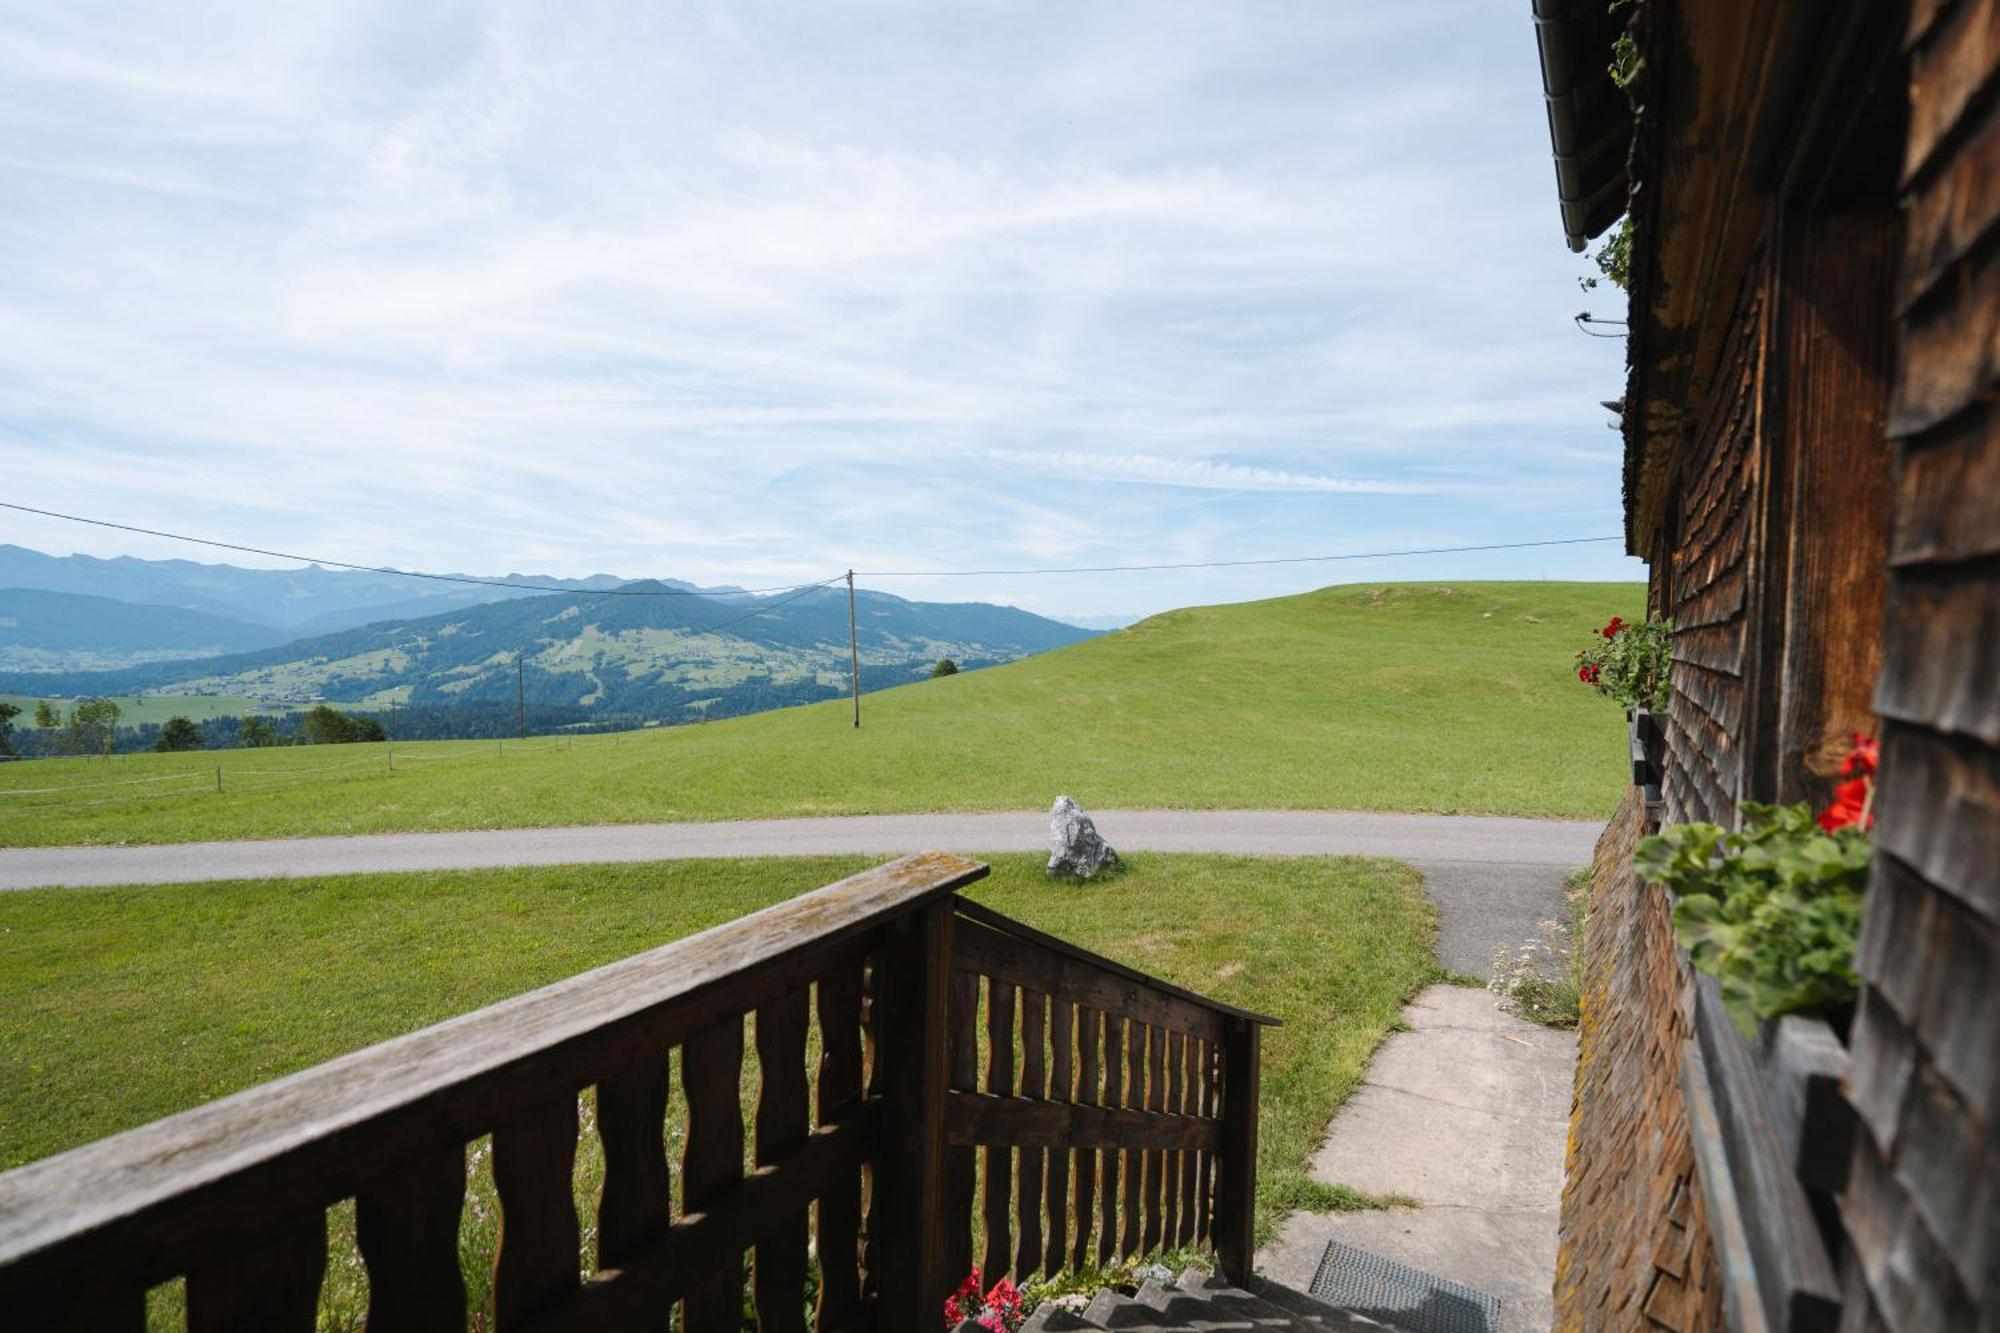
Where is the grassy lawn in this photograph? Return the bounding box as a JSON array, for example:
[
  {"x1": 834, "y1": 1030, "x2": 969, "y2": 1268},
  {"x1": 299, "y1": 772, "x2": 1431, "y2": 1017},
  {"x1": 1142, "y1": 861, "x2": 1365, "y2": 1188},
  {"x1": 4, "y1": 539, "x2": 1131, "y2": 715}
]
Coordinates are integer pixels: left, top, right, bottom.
[
  {"x1": 0, "y1": 581, "x2": 1641, "y2": 847},
  {"x1": 0, "y1": 853, "x2": 1435, "y2": 1321}
]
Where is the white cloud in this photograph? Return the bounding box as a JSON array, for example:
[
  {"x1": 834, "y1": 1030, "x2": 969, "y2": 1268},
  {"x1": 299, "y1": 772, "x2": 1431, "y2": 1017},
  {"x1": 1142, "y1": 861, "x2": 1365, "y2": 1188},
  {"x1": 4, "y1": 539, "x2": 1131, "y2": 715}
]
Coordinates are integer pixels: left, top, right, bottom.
[
  {"x1": 986, "y1": 450, "x2": 1434, "y2": 494},
  {"x1": 0, "y1": 0, "x2": 1641, "y2": 618}
]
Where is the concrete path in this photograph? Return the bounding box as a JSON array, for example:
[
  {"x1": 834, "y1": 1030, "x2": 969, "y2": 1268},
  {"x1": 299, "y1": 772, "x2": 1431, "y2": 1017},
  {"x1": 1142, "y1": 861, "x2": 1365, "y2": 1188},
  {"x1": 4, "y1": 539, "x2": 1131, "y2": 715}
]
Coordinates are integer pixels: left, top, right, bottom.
[
  {"x1": 0, "y1": 809, "x2": 1600, "y2": 891},
  {"x1": 1260, "y1": 985, "x2": 1576, "y2": 1333}
]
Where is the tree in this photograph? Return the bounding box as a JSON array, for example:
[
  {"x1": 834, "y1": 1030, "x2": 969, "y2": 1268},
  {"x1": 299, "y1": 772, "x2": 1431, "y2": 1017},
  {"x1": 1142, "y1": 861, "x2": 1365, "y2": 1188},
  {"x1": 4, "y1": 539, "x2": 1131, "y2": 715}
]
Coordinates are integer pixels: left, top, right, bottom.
[
  {"x1": 239, "y1": 716, "x2": 279, "y2": 748},
  {"x1": 0, "y1": 700, "x2": 17, "y2": 758},
  {"x1": 153, "y1": 716, "x2": 203, "y2": 752},
  {"x1": 65, "y1": 697, "x2": 121, "y2": 756},
  {"x1": 931, "y1": 658, "x2": 960, "y2": 678},
  {"x1": 302, "y1": 704, "x2": 386, "y2": 745},
  {"x1": 32, "y1": 699, "x2": 58, "y2": 733}
]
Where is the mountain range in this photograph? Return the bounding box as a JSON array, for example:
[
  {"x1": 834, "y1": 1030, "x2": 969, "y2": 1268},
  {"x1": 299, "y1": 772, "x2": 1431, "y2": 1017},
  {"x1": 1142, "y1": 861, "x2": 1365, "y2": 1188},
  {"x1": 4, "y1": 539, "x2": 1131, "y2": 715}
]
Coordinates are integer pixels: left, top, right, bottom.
[{"x1": 0, "y1": 549, "x2": 1096, "y2": 725}]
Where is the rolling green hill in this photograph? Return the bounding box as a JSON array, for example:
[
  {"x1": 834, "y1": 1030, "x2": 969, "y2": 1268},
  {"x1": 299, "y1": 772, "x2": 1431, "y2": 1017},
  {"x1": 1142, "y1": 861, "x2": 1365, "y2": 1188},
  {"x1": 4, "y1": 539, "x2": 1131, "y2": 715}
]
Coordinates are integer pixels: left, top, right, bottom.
[{"x1": 0, "y1": 581, "x2": 1644, "y2": 846}]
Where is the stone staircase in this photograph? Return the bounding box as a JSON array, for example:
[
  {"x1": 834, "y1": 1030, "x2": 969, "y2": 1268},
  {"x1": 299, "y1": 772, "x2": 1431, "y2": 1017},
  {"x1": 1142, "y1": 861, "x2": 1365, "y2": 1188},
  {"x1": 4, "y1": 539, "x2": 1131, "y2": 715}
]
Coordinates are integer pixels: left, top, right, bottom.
[{"x1": 958, "y1": 1267, "x2": 1400, "y2": 1332}]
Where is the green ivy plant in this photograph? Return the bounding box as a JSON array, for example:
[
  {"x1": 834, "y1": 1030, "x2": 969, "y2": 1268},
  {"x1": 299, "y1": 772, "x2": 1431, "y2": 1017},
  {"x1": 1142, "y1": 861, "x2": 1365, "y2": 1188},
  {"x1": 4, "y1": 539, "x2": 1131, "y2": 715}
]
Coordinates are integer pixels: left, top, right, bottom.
[{"x1": 1635, "y1": 802, "x2": 1870, "y2": 1037}]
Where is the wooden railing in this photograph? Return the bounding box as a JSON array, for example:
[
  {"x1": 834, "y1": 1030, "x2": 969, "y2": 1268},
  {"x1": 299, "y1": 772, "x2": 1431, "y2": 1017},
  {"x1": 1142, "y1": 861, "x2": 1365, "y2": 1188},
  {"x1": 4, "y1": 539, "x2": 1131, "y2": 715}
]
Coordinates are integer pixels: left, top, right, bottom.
[{"x1": 0, "y1": 853, "x2": 1276, "y2": 1331}]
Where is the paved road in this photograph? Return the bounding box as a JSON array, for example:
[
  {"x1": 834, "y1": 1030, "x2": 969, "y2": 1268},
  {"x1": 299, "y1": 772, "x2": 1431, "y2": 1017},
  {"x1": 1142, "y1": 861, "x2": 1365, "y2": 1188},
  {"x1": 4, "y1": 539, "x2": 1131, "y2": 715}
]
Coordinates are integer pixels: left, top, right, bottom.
[
  {"x1": 0, "y1": 809, "x2": 1600, "y2": 892},
  {"x1": 0, "y1": 811, "x2": 1602, "y2": 979}
]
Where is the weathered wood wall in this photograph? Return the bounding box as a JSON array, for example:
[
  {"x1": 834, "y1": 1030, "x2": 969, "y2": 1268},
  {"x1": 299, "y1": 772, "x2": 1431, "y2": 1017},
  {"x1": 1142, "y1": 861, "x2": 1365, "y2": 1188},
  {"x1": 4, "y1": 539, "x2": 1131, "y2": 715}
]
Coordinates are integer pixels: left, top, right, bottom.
[
  {"x1": 1839, "y1": 2, "x2": 2000, "y2": 1327},
  {"x1": 1663, "y1": 271, "x2": 1769, "y2": 829}
]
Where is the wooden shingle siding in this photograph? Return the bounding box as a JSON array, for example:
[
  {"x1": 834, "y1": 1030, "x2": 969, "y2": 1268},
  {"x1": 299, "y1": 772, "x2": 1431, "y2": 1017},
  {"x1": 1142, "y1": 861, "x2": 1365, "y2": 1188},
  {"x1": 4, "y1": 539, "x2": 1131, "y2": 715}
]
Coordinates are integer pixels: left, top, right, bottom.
[
  {"x1": 1666, "y1": 276, "x2": 1768, "y2": 828},
  {"x1": 1846, "y1": 1, "x2": 2000, "y2": 1327},
  {"x1": 1554, "y1": 791, "x2": 1726, "y2": 1332}
]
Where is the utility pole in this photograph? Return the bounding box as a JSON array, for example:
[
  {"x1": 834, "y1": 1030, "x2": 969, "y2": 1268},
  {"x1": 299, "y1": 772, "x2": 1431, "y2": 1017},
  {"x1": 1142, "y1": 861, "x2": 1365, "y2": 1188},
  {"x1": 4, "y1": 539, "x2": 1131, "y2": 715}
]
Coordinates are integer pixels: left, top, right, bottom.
[
  {"x1": 517, "y1": 657, "x2": 527, "y2": 739},
  {"x1": 847, "y1": 569, "x2": 862, "y2": 729}
]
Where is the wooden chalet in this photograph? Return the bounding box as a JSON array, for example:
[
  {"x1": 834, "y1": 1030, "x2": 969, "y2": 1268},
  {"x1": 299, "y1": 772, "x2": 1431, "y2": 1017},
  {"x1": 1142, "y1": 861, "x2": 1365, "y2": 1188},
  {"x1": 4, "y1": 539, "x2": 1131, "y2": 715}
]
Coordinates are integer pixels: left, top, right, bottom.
[{"x1": 1534, "y1": 0, "x2": 1997, "y2": 1329}]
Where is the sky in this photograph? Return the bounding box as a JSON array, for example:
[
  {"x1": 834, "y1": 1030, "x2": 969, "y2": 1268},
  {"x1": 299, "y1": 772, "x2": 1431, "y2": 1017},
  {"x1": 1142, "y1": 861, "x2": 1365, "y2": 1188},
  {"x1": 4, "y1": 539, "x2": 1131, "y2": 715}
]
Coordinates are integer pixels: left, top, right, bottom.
[{"x1": 1, "y1": 0, "x2": 1636, "y2": 623}]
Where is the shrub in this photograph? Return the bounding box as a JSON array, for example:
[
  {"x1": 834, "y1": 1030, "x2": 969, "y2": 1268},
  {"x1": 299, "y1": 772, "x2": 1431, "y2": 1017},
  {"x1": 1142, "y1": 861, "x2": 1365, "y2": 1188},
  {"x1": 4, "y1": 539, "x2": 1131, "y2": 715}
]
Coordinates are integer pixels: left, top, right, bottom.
[{"x1": 932, "y1": 658, "x2": 960, "y2": 678}]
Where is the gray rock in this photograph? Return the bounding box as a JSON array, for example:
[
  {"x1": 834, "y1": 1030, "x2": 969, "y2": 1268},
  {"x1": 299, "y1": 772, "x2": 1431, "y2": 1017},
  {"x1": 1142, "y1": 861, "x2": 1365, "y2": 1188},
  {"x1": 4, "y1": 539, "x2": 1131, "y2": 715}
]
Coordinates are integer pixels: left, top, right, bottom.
[{"x1": 1048, "y1": 795, "x2": 1119, "y2": 878}]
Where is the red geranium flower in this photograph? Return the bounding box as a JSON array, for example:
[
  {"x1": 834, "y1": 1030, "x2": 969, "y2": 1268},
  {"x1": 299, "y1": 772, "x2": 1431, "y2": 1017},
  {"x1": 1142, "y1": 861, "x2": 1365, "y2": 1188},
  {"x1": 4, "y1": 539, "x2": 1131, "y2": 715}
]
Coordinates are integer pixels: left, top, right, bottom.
[
  {"x1": 1840, "y1": 733, "x2": 1879, "y2": 779},
  {"x1": 1819, "y1": 734, "x2": 1879, "y2": 833},
  {"x1": 1602, "y1": 616, "x2": 1627, "y2": 639},
  {"x1": 1818, "y1": 778, "x2": 1872, "y2": 833},
  {"x1": 944, "y1": 1268, "x2": 983, "y2": 1328},
  {"x1": 1578, "y1": 663, "x2": 1601, "y2": 684}
]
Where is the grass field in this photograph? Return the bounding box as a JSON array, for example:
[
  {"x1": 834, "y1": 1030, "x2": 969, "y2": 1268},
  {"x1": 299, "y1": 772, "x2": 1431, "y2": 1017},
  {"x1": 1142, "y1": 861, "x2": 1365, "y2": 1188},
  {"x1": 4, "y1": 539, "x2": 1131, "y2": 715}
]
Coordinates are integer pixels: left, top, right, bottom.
[
  {"x1": 0, "y1": 691, "x2": 279, "y2": 726},
  {"x1": 0, "y1": 853, "x2": 1436, "y2": 1324},
  {"x1": 0, "y1": 581, "x2": 1642, "y2": 846}
]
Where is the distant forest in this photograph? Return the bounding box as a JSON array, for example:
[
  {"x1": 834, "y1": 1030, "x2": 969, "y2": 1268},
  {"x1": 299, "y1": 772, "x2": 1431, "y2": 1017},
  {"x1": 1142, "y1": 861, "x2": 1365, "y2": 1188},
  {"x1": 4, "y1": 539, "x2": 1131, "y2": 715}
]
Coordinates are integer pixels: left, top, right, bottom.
[{"x1": 2, "y1": 660, "x2": 989, "y2": 757}]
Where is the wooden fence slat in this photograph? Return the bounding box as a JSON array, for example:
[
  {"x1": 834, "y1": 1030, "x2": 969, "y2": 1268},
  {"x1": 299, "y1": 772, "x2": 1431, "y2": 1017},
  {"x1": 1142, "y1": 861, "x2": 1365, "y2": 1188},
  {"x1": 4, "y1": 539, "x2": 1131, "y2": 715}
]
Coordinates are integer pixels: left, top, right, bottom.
[
  {"x1": 595, "y1": 1046, "x2": 672, "y2": 1273},
  {"x1": 982, "y1": 978, "x2": 1016, "y2": 1282},
  {"x1": 491, "y1": 1092, "x2": 580, "y2": 1330},
  {"x1": 1164, "y1": 1028, "x2": 1186, "y2": 1248},
  {"x1": 944, "y1": 1094, "x2": 1223, "y2": 1151},
  {"x1": 954, "y1": 923, "x2": 1226, "y2": 1044},
  {"x1": 1016, "y1": 988, "x2": 1047, "y2": 1279},
  {"x1": 946, "y1": 968, "x2": 981, "y2": 1286},
  {"x1": 1072, "y1": 1004, "x2": 1099, "y2": 1271},
  {"x1": 1192, "y1": 1037, "x2": 1214, "y2": 1247},
  {"x1": 755, "y1": 988, "x2": 812, "y2": 1333},
  {"x1": 682, "y1": 1018, "x2": 746, "y2": 1333},
  {"x1": 1098, "y1": 1013, "x2": 1124, "y2": 1265},
  {"x1": 1119, "y1": 1021, "x2": 1145, "y2": 1258},
  {"x1": 186, "y1": 1213, "x2": 327, "y2": 1333},
  {"x1": 530, "y1": 1106, "x2": 881, "y2": 1333},
  {"x1": 1143, "y1": 1023, "x2": 1166, "y2": 1253},
  {"x1": 357, "y1": 1144, "x2": 467, "y2": 1333},
  {"x1": 815, "y1": 964, "x2": 865, "y2": 1330},
  {"x1": 1046, "y1": 996, "x2": 1073, "y2": 1277}
]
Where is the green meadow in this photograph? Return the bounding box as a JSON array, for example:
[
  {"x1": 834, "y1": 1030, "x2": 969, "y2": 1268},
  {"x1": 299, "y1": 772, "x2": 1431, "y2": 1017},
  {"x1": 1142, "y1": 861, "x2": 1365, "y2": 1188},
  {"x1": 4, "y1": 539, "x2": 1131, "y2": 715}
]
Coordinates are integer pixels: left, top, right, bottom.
[{"x1": 0, "y1": 581, "x2": 1643, "y2": 847}]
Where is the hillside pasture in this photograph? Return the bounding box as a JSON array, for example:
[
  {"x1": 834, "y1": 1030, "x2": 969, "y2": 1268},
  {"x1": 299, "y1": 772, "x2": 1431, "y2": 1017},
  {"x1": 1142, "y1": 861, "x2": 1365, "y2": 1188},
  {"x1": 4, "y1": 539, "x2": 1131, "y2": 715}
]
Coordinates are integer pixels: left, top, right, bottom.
[{"x1": 0, "y1": 581, "x2": 1643, "y2": 846}]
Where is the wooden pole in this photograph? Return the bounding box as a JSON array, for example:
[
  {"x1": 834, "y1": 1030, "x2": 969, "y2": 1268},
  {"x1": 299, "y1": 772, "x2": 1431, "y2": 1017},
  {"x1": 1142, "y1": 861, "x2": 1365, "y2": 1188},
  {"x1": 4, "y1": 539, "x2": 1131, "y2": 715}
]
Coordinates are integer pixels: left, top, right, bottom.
[
  {"x1": 516, "y1": 657, "x2": 526, "y2": 740},
  {"x1": 847, "y1": 570, "x2": 862, "y2": 730},
  {"x1": 1214, "y1": 1019, "x2": 1262, "y2": 1285}
]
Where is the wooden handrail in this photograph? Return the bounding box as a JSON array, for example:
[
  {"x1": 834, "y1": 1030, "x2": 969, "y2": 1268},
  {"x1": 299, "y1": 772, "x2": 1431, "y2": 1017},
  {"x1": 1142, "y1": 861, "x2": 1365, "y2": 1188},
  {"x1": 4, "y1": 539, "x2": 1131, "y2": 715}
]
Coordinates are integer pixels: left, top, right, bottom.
[
  {"x1": 943, "y1": 900, "x2": 1271, "y2": 1289},
  {"x1": 952, "y1": 896, "x2": 1281, "y2": 1028},
  {"x1": 0, "y1": 851, "x2": 1272, "y2": 1329},
  {"x1": 0, "y1": 852, "x2": 985, "y2": 1317}
]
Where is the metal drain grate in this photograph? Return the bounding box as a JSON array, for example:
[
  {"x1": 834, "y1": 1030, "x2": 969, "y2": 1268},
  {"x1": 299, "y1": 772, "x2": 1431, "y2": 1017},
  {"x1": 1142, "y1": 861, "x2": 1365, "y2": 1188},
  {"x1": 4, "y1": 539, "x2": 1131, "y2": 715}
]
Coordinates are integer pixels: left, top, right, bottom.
[{"x1": 1306, "y1": 1240, "x2": 1500, "y2": 1333}]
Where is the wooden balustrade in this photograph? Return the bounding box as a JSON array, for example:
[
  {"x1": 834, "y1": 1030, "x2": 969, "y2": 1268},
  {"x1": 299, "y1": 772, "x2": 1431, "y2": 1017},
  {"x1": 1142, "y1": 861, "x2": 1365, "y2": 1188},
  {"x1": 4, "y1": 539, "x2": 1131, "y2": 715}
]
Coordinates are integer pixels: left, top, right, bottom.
[
  {"x1": 942, "y1": 897, "x2": 1277, "y2": 1290},
  {"x1": 0, "y1": 852, "x2": 1275, "y2": 1330}
]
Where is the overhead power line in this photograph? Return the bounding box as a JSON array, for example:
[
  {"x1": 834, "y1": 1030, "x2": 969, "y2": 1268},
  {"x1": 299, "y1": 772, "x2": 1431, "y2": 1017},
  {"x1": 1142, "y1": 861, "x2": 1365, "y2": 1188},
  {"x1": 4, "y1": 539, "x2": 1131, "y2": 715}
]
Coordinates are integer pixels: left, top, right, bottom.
[
  {"x1": 4, "y1": 499, "x2": 1622, "y2": 600},
  {"x1": 0, "y1": 502, "x2": 827, "y2": 598},
  {"x1": 855, "y1": 535, "x2": 1622, "y2": 579}
]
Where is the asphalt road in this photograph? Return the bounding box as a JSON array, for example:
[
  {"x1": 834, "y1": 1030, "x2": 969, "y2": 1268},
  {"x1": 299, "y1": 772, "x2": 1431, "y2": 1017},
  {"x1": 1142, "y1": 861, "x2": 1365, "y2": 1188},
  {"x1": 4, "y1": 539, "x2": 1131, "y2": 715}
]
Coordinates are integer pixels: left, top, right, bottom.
[
  {"x1": 0, "y1": 809, "x2": 1600, "y2": 891},
  {"x1": 0, "y1": 810, "x2": 1603, "y2": 979}
]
